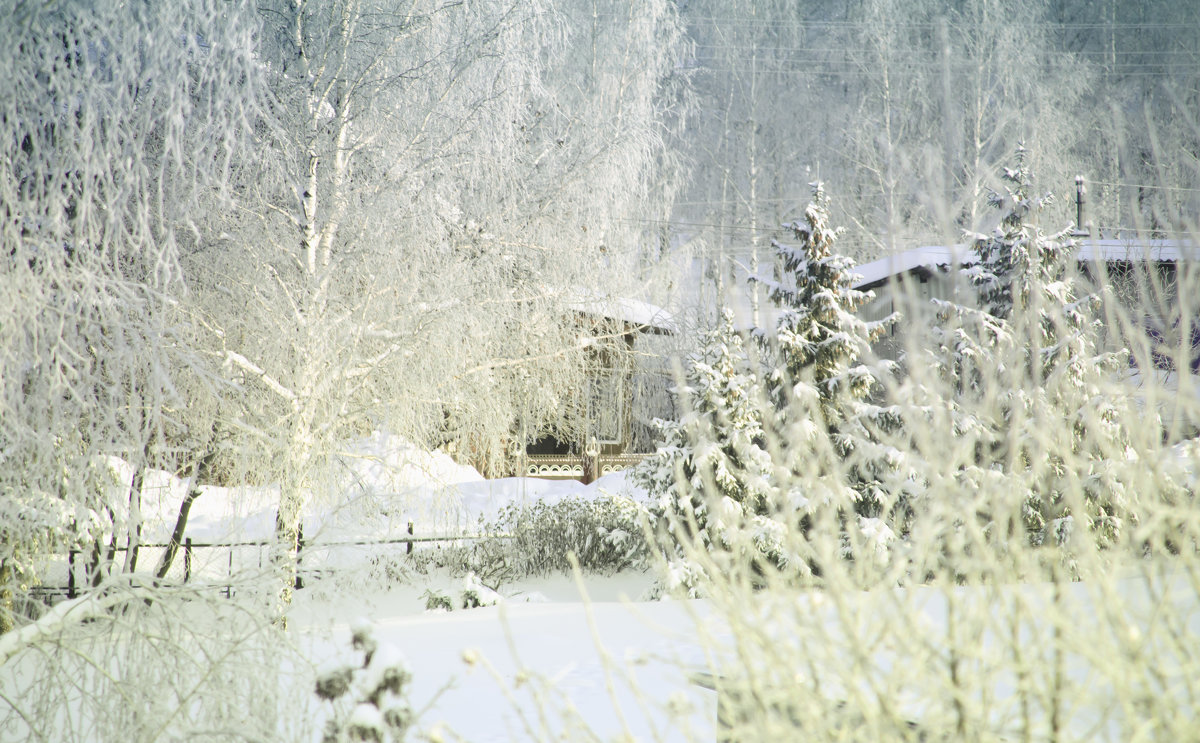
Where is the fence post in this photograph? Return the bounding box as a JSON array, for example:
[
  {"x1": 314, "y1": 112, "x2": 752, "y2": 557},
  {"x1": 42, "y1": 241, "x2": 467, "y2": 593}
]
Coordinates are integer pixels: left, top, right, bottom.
[
  {"x1": 407, "y1": 520, "x2": 414, "y2": 555},
  {"x1": 184, "y1": 538, "x2": 192, "y2": 583},
  {"x1": 68, "y1": 550, "x2": 76, "y2": 599},
  {"x1": 295, "y1": 524, "x2": 304, "y2": 590}
]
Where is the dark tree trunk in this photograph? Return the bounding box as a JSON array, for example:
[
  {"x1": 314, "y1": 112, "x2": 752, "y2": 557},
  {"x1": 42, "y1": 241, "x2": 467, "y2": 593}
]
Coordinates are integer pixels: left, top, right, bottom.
[
  {"x1": 0, "y1": 563, "x2": 13, "y2": 634},
  {"x1": 88, "y1": 507, "x2": 119, "y2": 588},
  {"x1": 156, "y1": 450, "x2": 216, "y2": 580},
  {"x1": 123, "y1": 466, "x2": 146, "y2": 573}
]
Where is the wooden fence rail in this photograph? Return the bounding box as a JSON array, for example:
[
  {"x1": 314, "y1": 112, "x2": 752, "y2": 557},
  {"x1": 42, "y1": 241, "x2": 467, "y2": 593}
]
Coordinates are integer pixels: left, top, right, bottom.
[{"x1": 44, "y1": 522, "x2": 505, "y2": 601}]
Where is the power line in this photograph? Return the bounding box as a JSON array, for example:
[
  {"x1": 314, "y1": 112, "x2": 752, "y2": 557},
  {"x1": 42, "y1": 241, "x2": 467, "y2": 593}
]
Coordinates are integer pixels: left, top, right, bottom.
[
  {"x1": 678, "y1": 17, "x2": 1196, "y2": 31},
  {"x1": 1088, "y1": 180, "x2": 1200, "y2": 195},
  {"x1": 688, "y1": 66, "x2": 1199, "y2": 80},
  {"x1": 652, "y1": 180, "x2": 1200, "y2": 215},
  {"x1": 691, "y1": 43, "x2": 1200, "y2": 59},
  {"x1": 609, "y1": 213, "x2": 1200, "y2": 240},
  {"x1": 671, "y1": 196, "x2": 812, "y2": 207}
]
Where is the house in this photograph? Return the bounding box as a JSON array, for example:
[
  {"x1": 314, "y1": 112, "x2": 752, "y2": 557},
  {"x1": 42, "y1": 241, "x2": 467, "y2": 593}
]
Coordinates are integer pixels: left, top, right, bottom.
[
  {"x1": 517, "y1": 291, "x2": 677, "y2": 482},
  {"x1": 853, "y1": 238, "x2": 1200, "y2": 375},
  {"x1": 852, "y1": 244, "x2": 971, "y2": 361}
]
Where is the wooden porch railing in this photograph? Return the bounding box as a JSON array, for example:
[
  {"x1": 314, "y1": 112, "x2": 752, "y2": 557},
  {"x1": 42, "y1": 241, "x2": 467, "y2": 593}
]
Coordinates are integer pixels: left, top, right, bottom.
[{"x1": 522, "y1": 453, "x2": 649, "y2": 481}]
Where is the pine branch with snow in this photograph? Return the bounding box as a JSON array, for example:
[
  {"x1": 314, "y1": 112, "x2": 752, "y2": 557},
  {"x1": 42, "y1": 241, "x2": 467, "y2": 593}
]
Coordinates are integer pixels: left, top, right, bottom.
[
  {"x1": 633, "y1": 308, "x2": 783, "y2": 589},
  {"x1": 758, "y1": 183, "x2": 893, "y2": 424},
  {"x1": 758, "y1": 183, "x2": 903, "y2": 529}
]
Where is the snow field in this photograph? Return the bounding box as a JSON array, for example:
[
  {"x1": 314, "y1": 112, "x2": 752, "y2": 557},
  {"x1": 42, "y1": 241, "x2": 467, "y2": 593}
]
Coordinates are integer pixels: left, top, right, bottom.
[
  {"x1": 295, "y1": 596, "x2": 719, "y2": 742},
  {"x1": 5, "y1": 427, "x2": 1200, "y2": 741}
]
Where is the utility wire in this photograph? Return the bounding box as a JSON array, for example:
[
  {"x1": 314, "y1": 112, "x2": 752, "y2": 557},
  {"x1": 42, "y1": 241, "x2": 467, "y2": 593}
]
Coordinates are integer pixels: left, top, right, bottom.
[
  {"x1": 691, "y1": 44, "x2": 1200, "y2": 58},
  {"x1": 677, "y1": 17, "x2": 1197, "y2": 30},
  {"x1": 1088, "y1": 181, "x2": 1200, "y2": 195}
]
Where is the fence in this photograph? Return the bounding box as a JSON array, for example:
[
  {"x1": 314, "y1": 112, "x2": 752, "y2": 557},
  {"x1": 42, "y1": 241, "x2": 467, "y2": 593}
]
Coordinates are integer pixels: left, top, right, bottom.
[{"x1": 35, "y1": 522, "x2": 501, "y2": 603}]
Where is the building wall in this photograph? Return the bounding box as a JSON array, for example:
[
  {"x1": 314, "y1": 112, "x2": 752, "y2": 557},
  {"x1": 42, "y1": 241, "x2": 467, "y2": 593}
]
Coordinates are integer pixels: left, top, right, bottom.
[{"x1": 859, "y1": 269, "x2": 971, "y2": 363}]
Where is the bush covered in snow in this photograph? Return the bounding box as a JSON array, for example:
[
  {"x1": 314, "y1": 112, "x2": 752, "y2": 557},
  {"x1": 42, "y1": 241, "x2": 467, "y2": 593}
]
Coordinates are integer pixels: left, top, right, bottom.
[{"x1": 416, "y1": 493, "x2": 653, "y2": 587}]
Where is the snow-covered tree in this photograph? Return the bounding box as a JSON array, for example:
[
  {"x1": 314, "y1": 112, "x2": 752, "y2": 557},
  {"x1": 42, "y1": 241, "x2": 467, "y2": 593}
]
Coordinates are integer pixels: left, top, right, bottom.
[
  {"x1": 0, "y1": 0, "x2": 264, "y2": 630},
  {"x1": 756, "y1": 183, "x2": 900, "y2": 530},
  {"x1": 176, "y1": 0, "x2": 690, "y2": 609},
  {"x1": 761, "y1": 183, "x2": 890, "y2": 421},
  {"x1": 634, "y1": 310, "x2": 777, "y2": 583},
  {"x1": 918, "y1": 151, "x2": 1136, "y2": 549},
  {"x1": 982, "y1": 155, "x2": 1134, "y2": 545},
  {"x1": 638, "y1": 185, "x2": 904, "y2": 588},
  {"x1": 876, "y1": 281, "x2": 1017, "y2": 575}
]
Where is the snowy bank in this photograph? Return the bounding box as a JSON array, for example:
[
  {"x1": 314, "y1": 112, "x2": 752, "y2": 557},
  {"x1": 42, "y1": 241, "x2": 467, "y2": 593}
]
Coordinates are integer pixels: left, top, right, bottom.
[{"x1": 114, "y1": 432, "x2": 649, "y2": 547}]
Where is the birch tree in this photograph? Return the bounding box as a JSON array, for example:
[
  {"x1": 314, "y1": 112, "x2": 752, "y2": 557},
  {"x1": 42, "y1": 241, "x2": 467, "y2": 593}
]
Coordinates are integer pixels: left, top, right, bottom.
[
  {"x1": 184, "y1": 0, "x2": 689, "y2": 609},
  {"x1": 838, "y1": 0, "x2": 1093, "y2": 246},
  {"x1": 677, "y1": 1, "x2": 821, "y2": 311},
  {"x1": 0, "y1": 0, "x2": 264, "y2": 630}
]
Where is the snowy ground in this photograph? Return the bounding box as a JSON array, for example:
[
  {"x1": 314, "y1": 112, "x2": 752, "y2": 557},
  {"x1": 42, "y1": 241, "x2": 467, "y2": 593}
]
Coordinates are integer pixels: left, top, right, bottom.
[
  {"x1": 114, "y1": 432, "x2": 616, "y2": 546},
  {"x1": 87, "y1": 433, "x2": 647, "y2": 586},
  {"x1": 290, "y1": 580, "x2": 719, "y2": 742},
  {"x1": 94, "y1": 433, "x2": 720, "y2": 741},
  {"x1": 36, "y1": 432, "x2": 1199, "y2": 741}
]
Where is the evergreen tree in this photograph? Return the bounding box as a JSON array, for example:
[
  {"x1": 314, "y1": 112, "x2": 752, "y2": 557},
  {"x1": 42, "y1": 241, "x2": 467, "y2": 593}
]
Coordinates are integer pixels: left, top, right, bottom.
[
  {"x1": 757, "y1": 183, "x2": 899, "y2": 528},
  {"x1": 762, "y1": 183, "x2": 890, "y2": 422},
  {"x1": 948, "y1": 151, "x2": 1134, "y2": 547},
  {"x1": 885, "y1": 287, "x2": 1019, "y2": 576},
  {"x1": 637, "y1": 184, "x2": 909, "y2": 585},
  {"x1": 633, "y1": 309, "x2": 781, "y2": 590}
]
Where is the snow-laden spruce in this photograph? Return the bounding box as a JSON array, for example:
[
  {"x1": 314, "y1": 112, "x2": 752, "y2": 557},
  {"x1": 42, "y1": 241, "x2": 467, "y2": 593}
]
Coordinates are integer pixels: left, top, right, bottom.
[
  {"x1": 634, "y1": 308, "x2": 776, "y2": 590},
  {"x1": 754, "y1": 183, "x2": 903, "y2": 560},
  {"x1": 943, "y1": 152, "x2": 1138, "y2": 548},
  {"x1": 756, "y1": 183, "x2": 907, "y2": 527},
  {"x1": 637, "y1": 183, "x2": 901, "y2": 587}
]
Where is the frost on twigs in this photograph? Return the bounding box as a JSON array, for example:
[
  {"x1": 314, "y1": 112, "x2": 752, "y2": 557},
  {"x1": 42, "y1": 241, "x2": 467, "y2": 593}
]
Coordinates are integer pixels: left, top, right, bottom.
[
  {"x1": 318, "y1": 621, "x2": 415, "y2": 743},
  {"x1": 172, "y1": 0, "x2": 689, "y2": 613},
  {"x1": 0, "y1": 0, "x2": 266, "y2": 630},
  {"x1": 0, "y1": 587, "x2": 299, "y2": 741}
]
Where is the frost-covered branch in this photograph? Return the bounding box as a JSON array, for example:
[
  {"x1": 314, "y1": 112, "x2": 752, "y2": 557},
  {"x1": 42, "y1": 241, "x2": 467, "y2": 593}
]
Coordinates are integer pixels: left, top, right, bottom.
[
  {"x1": 0, "y1": 578, "x2": 150, "y2": 667},
  {"x1": 224, "y1": 351, "x2": 298, "y2": 404}
]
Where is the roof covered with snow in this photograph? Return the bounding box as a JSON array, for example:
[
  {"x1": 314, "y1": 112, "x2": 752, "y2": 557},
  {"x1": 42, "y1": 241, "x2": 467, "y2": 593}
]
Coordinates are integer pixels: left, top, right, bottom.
[
  {"x1": 853, "y1": 238, "x2": 1197, "y2": 290},
  {"x1": 853, "y1": 245, "x2": 970, "y2": 289},
  {"x1": 564, "y1": 289, "x2": 678, "y2": 334}
]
